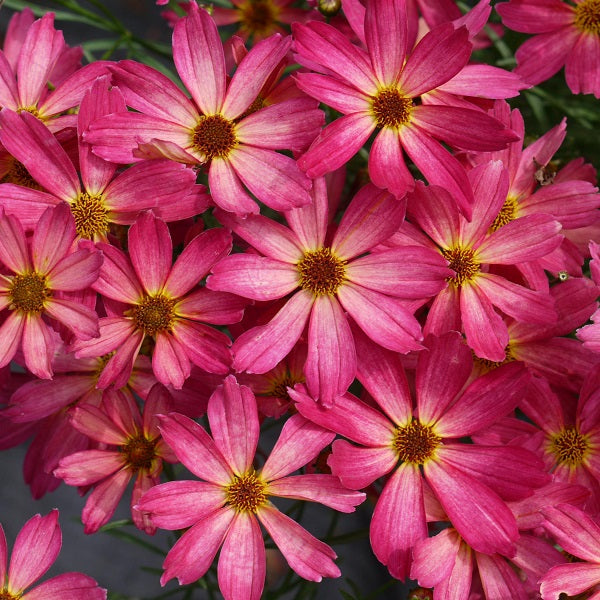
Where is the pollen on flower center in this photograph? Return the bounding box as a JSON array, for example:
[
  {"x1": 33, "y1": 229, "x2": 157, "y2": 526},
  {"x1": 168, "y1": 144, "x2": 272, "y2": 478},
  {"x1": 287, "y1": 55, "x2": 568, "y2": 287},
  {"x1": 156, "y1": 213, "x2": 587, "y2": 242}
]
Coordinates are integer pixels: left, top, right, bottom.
[
  {"x1": 1, "y1": 158, "x2": 43, "y2": 190},
  {"x1": 490, "y1": 196, "x2": 518, "y2": 231},
  {"x1": 297, "y1": 247, "x2": 347, "y2": 296},
  {"x1": 122, "y1": 435, "x2": 158, "y2": 471},
  {"x1": 549, "y1": 427, "x2": 590, "y2": 466},
  {"x1": 472, "y1": 345, "x2": 515, "y2": 372},
  {"x1": 441, "y1": 246, "x2": 480, "y2": 286},
  {"x1": 16, "y1": 105, "x2": 42, "y2": 119},
  {"x1": 9, "y1": 272, "x2": 50, "y2": 313},
  {"x1": 191, "y1": 114, "x2": 238, "y2": 161},
  {"x1": 71, "y1": 192, "x2": 109, "y2": 240},
  {"x1": 132, "y1": 294, "x2": 176, "y2": 336},
  {"x1": 240, "y1": 0, "x2": 278, "y2": 36},
  {"x1": 0, "y1": 589, "x2": 20, "y2": 600},
  {"x1": 269, "y1": 371, "x2": 305, "y2": 402},
  {"x1": 393, "y1": 419, "x2": 441, "y2": 465},
  {"x1": 574, "y1": 0, "x2": 600, "y2": 35},
  {"x1": 371, "y1": 88, "x2": 413, "y2": 129},
  {"x1": 225, "y1": 471, "x2": 267, "y2": 513}
]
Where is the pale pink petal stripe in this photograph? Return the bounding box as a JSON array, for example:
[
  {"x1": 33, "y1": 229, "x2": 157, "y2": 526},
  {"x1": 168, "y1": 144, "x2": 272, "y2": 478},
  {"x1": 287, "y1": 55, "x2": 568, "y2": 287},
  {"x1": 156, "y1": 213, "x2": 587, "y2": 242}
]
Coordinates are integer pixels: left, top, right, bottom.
[
  {"x1": 44, "y1": 298, "x2": 99, "y2": 341},
  {"x1": 410, "y1": 528, "x2": 461, "y2": 588},
  {"x1": 368, "y1": 127, "x2": 414, "y2": 198},
  {"x1": 0, "y1": 210, "x2": 31, "y2": 272},
  {"x1": 31, "y1": 203, "x2": 76, "y2": 274},
  {"x1": 257, "y1": 504, "x2": 340, "y2": 581},
  {"x1": 152, "y1": 332, "x2": 191, "y2": 389},
  {"x1": 208, "y1": 376, "x2": 259, "y2": 476},
  {"x1": 540, "y1": 562, "x2": 600, "y2": 600},
  {"x1": 285, "y1": 176, "x2": 329, "y2": 251},
  {"x1": 566, "y1": 32, "x2": 600, "y2": 97},
  {"x1": 22, "y1": 315, "x2": 54, "y2": 379},
  {"x1": 294, "y1": 72, "x2": 370, "y2": 114},
  {"x1": 496, "y1": 0, "x2": 574, "y2": 33},
  {"x1": 54, "y1": 450, "x2": 123, "y2": 486},
  {"x1": 23, "y1": 573, "x2": 105, "y2": 600},
  {"x1": 82, "y1": 468, "x2": 131, "y2": 534},
  {"x1": 208, "y1": 156, "x2": 260, "y2": 215},
  {"x1": 0, "y1": 312, "x2": 24, "y2": 369},
  {"x1": 218, "y1": 513, "x2": 265, "y2": 600},
  {"x1": 93, "y1": 243, "x2": 143, "y2": 304},
  {"x1": 47, "y1": 246, "x2": 103, "y2": 292}
]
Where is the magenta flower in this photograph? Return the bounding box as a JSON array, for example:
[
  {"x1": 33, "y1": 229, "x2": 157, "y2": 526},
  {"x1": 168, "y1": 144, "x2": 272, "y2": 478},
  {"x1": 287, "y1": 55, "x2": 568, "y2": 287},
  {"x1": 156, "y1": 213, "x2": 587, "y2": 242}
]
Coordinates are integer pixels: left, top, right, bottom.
[
  {"x1": 405, "y1": 160, "x2": 562, "y2": 361},
  {"x1": 497, "y1": 0, "x2": 600, "y2": 97},
  {"x1": 293, "y1": 0, "x2": 517, "y2": 211},
  {"x1": 136, "y1": 375, "x2": 365, "y2": 598},
  {"x1": 208, "y1": 179, "x2": 451, "y2": 405},
  {"x1": 291, "y1": 331, "x2": 549, "y2": 579},
  {"x1": 71, "y1": 210, "x2": 246, "y2": 389},
  {"x1": 0, "y1": 510, "x2": 106, "y2": 599},
  {"x1": 0, "y1": 77, "x2": 208, "y2": 238},
  {"x1": 85, "y1": 2, "x2": 323, "y2": 215},
  {"x1": 0, "y1": 203, "x2": 102, "y2": 379},
  {"x1": 55, "y1": 385, "x2": 176, "y2": 534}
]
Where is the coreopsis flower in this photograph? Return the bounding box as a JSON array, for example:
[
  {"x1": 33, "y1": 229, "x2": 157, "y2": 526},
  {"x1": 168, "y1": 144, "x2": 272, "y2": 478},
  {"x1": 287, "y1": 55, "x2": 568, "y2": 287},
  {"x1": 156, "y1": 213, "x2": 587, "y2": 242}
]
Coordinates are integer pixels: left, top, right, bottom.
[
  {"x1": 293, "y1": 0, "x2": 517, "y2": 212},
  {"x1": 71, "y1": 211, "x2": 246, "y2": 389},
  {"x1": 136, "y1": 375, "x2": 365, "y2": 598},
  {"x1": 0, "y1": 78, "x2": 208, "y2": 237},
  {"x1": 0, "y1": 11, "x2": 107, "y2": 131},
  {"x1": 291, "y1": 331, "x2": 549, "y2": 579},
  {"x1": 497, "y1": 0, "x2": 600, "y2": 97},
  {"x1": 0, "y1": 203, "x2": 102, "y2": 379},
  {"x1": 578, "y1": 240, "x2": 600, "y2": 352},
  {"x1": 0, "y1": 510, "x2": 106, "y2": 599},
  {"x1": 85, "y1": 2, "x2": 323, "y2": 215},
  {"x1": 405, "y1": 160, "x2": 562, "y2": 361},
  {"x1": 208, "y1": 178, "x2": 451, "y2": 406},
  {"x1": 54, "y1": 385, "x2": 176, "y2": 534},
  {"x1": 539, "y1": 503, "x2": 600, "y2": 599}
]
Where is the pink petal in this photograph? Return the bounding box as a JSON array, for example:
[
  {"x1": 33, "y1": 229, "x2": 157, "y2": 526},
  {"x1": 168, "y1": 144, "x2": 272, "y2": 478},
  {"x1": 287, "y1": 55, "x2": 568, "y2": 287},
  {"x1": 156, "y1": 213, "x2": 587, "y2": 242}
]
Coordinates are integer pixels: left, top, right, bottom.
[
  {"x1": 208, "y1": 157, "x2": 259, "y2": 215},
  {"x1": 171, "y1": 321, "x2": 232, "y2": 374},
  {"x1": 368, "y1": 127, "x2": 415, "y2": 197},
  {"x1": 72, "y1": 317, "x2": 136, "y2": 359},
  {"x1": 540, "y1": 562, "x2": 600, "y2": 600},
  {"x1": 136, "y1": 480, "x2": 225, "y2": 530},
  {"x1": 30, "y1": 203, "x2": 76, "y2": 274},
  {"x1": 45, "y1": 298, "x2": 100, "y2": 341},
  {"x1": 208, "y1": 376, "x2": 259, "y2": 475},
  {"x1": 95, "y1": 330, "x2": 144, "y2": 390},
  {"x1": 175, "y1": 288, "x2": 246, "y2": 324},
  {"x1": 47, "y1": 245, "x2": 103, "y2": 292},
  {"x1": 268, "y1": 474, "x2": 365, "y2": 512},
  {"x1": 128, "y1": 211, "x2": 172, "y2": 295},
  {"x1": 0, "y1": 312, "x2": 24, "y2": 369},
  {"x1": 0, "y1": 209, "x2": 30, "y2": 273},
  {"x1": 54, "y1": 450, "x2": 123, "y2": 486},
  {"x1": 23, "y1": 573, "x2": 105, "y2": 600},
  {"x1": 173, "y1": 4, "x2": 225, "y2": 114},
  {"x1": 8, "y1": 510, "x2": 61, "y2": 592},
  {"x1": 424, "y1": 457, "x2": 519, "y2": 556},
  {"x1": 305, "y1": 295, "x2": 356, "y2": 406},
  {"x1": 410, "y1": 528, "x2": 461, "y2": 588},
  {"x1": 285, "y1": 176, "x2": 329, "y2": 250},
  {"x1": 565, "y1": 32, "x2": 600, "y2": 97},
  {"x1": 152, "y1": 332, "x2": 191, "y2": 389},
  {"x1": 158, "y1": 412, "x2": 232, "y2": 485},
  {"x1": 261, "y1": 414, "x2": 335, "y2": 482},
  {"x1": 257, "y1": 504, "x2": 340, "y2": 581},
  {"x1": 371, "y1": 463, "x2": 427, "y2": 580},
  {"x1": 294, "y1": 72, "x2": 370, "y2": 114},
  {"x1": 93, "y1": 243, "x2": 143, "y2": 304},
  {"x1": 217, "y1": 513, "x2": 265, "y2": 600},
  {"x1": 22, "y1": 315, "x2": 54, "y2": 379},
  {"x1": 165, "y1": 228, "x2": 232, "y2": 297},
  {"x1": 232, "y1": 290, "x2": 313, "y2": 374}
]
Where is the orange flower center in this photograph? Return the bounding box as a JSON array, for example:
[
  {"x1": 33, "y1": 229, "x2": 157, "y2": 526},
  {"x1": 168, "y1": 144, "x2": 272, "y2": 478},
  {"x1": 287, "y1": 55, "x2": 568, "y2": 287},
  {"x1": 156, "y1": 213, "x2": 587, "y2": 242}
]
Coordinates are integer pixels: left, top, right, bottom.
[
  {"x1": 0, "y1": 589, "x2": 21, "y2": 600},
  {"x1": 122, "y1": 434, "x2": 158, "y2": 472},
  {"x1": 549, "y1": 427, "x2": 590, "y2": 467},
  {"x1": 393, "y1": 420, "x2": 441, "y2": 465},
  {"x1": 9, "y1": 272, "x2": 50, "y2": 313},
  {"x1": 442, "y1": 246, "x2": 480, "y2": 286},
  {"x1": 225, "y1": 471, "x2": 267, "y2": 513},
  {"x1": 371, "y1": 88, "x2": 413, "y2": 129},
  {"x1": 132, "y1": 294, "x2": 176, "y2": 336},
  {"x1": 239, "y1": 0, "x2": 279, "y2": 38},
  {"x1": 472, "y1": 345, "x2": 516, "y2": 372},
  {"x1": 1, "y1": 158, "x2": 43, "y2": 190},
  {"x1": 297, "y1": 247, "x2": 347, "y2": 296},
  {"x1": 268, "y1": 371, "x2": 305, "y2": 401},
  {"x1": 192, "y1": 114, "x2": 238, "y2": 161},
  {"x1": 574, "y1": 0, "x2": 600, "y2": 35},
  {"x1": 71, "y1": 192, "x2": 109, "y2": 240}
]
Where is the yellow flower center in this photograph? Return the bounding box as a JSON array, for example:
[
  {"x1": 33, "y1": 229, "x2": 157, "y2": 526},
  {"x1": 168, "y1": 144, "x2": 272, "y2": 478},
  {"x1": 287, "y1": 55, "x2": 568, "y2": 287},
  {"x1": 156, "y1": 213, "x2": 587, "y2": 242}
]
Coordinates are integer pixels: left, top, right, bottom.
[
  {"x1": 297, "y1": 247, "x2": 347, "y2": 296},
  {"x1": 393, "y1": 420, "x2": 441, "y2": 465},
  {"x1": 122, "y1": 434, "x2": 158, "y2": 472},
  {"x1": 441, "y1": 246, "x2": 480, "y2": 286},
  {"x1": 9, "y1": 272, "x2": 51, "y2": 313},
  {"x1": 225, "y1": 471, "x2": 268, "y2": 513},
  {"x1": 371, "y1": 88, "x2": 413, "y2": 129},
  {"x1": 1, "y1": 158, "x2": 43, "y2": 190},
  {"x1": 239, "y1": 0, "x2": 279, "y2": 38},
  {"x1": 191, "y1": 114, "x2": 238, "y2": 162},
  {"x1": 574, "y1": 0, "x2": 600, "y2": 35},
  {"x1": 16, "y1": 105, "x2": 42, "y2": 119},
  {"x1": 490, "y1": 196, "x2": 519, "y2": 231},
  {"x1": 131, "y1": 294, "x2": 176, "y2": 336},
  {"x1": 0, "y1": 589, "x2": 21, "y2": 600},
  {"x1": 549, "y1": 427, "x2": 590, "y2": 467},
  {"x1": 71, "y1": 192, "x2": 110, "y2": 240},
  {"x1": 472, "y1": 345, "x2": 516, "y2": 372}
]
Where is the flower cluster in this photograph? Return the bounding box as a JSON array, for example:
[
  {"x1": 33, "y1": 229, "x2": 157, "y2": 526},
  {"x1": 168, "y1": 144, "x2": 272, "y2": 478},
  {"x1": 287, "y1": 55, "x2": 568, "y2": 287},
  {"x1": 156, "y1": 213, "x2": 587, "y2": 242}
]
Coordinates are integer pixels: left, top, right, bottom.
[{"x1": 1, "y1": 1, "x2": 600, "y2": 599}]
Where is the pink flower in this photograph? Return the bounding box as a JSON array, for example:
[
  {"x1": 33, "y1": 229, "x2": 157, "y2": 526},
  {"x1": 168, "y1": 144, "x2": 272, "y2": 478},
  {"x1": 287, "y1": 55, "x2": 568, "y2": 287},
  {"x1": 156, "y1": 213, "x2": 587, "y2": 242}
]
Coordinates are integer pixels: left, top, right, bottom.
[
  {"x1": 54, "y1": 385, "x2": 176, "y2": 534},
  {"x1": 0, "y1": 203, "x2": 102, "y2": 379},
  {"x1": 0, "y1": 77, "x2": 208, "y2": 237},
  {"x1": 208, "y1": 179, "x2": 451, "y2": 405},
  {"x1": 136, "y1": 375, "x2": 365, "y2": 598},
  {"x1": 71, "y1": 210, "x2": 246, "y2": 389},
  {"x1": 0, "y1": 510, "x2": 106, "y2": 599},
  {"x1": 85, "y1": 2, "x2": 323, "y2": 215},
  {"x1": 293, "y1": 0, "x2": 517, "y2": 211},
  {"x1": 497, "y1": 0, "x2": 600, "y2": 97},
  {"x1": 291, "y1": 331, "x2": 549, "y2": 579}
]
